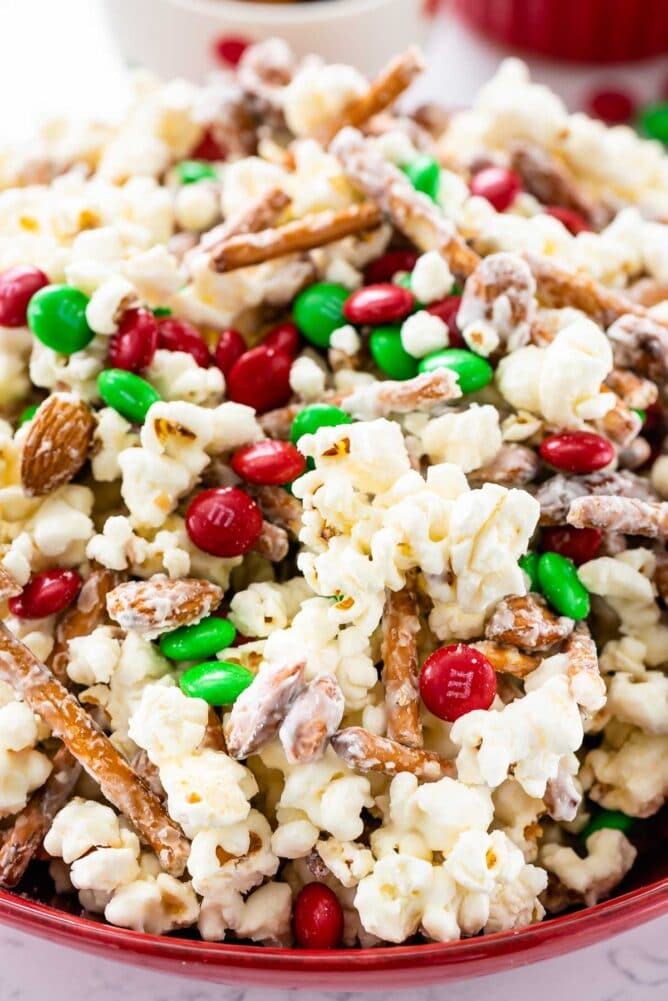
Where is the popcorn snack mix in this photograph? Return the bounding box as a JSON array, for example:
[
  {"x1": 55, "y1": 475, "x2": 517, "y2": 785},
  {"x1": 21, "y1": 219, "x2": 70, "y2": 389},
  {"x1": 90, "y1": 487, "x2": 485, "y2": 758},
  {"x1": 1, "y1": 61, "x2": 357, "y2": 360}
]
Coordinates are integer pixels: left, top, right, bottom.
[{"x1": 1, "y1": 40, "x2": 667, "y2": 949}]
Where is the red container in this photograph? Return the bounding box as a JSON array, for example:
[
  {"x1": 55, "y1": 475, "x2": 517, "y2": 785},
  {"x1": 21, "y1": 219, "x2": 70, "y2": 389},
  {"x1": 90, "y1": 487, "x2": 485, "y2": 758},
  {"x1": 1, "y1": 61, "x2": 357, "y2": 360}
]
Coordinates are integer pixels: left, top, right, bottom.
[{"x1": 454, "y1": 0, "x2": 668, "y2": 63}]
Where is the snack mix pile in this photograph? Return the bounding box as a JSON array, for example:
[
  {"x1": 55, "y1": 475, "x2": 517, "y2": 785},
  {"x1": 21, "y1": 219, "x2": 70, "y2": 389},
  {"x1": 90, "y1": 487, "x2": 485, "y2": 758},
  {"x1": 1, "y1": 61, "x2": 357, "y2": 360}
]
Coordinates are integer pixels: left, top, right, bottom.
[{"x1": 0, "y1": 42, "x2": 667, "y2": 949}]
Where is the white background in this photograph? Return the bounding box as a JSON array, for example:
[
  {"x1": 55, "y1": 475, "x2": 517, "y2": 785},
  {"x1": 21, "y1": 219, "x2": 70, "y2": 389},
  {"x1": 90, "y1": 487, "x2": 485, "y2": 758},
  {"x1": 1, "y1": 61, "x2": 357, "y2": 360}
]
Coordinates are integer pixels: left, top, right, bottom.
[{"x1": 0, "y1": 1, "x2": 665, "y2": 997}]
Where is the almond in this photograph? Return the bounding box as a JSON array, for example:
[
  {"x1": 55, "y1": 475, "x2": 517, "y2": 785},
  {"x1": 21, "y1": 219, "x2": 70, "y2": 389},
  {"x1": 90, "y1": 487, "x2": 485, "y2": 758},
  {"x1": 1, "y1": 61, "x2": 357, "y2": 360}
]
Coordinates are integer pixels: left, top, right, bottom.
[
  {"x1": 106, "y1": 577, "x2": 223, "y2": 639},
  {"x1": 20, "y1": 393, "x2": 95, "y2": 497}
]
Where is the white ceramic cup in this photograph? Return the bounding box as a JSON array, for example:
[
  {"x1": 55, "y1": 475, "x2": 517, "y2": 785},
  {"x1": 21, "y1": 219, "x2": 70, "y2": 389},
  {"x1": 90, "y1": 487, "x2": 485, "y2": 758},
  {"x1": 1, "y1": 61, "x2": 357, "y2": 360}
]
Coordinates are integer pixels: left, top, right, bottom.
[{"x1": 103, "y1": 0, "x2": 429, "y2": 80}]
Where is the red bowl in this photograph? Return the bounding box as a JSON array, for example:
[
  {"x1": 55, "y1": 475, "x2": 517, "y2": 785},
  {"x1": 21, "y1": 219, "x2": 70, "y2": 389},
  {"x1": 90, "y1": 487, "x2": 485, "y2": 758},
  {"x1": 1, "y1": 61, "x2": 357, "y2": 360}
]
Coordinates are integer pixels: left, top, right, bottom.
[
  {"x1": 0, "y1": 869, "x2": 666, "y2": 987},
  {"x1": 454, "y1": 0, "x2": 668, "y2": 63}
]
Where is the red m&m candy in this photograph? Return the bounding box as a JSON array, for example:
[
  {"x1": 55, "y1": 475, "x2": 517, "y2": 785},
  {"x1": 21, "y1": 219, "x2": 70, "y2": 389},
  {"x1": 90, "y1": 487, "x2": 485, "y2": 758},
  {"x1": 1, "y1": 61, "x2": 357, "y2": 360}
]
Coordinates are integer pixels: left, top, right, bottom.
[
  {"x1": 544, "y1": 206, "x2": 592, "y2": 235},
  {"x1": 0, "y1": 266, "x2": 49, "y2": 327},
  {"x1": 213, "y1": 328, "x2": 246, "y2": 376},
  {"x1": 231, "y1": 440, "x2": 305, "y2": 486},
  {"x1": 539, "y1": 431, "x2": 614, "y2": 474},
  {"x1": 108, "y1": 308, "x2": 158, "y2": 372},
  {"x1": 293, "y1": 883, "x2": 344, "y2": 949},
  {"x1": 9, "y1": 569, "x2": 81, "y2": 620},
  {"x1": 186, "y1": 488, "x2": 263, "y2": 557},
  {"x1": 364, "y1": 250, "x2": 419, "y2": 285},
  {"x1": 541, "y1": 526, "x2": 603, "y2": 566},
  {"x1": 586, "y1": 88, "x2": 636, "y2": 126},
  {"x1": 226, "y1": 345, "x2": 292, "y2": 413},
  {"x1": 157, "y1": 318, "x2": 211, "y2": 368},
  {"x1": 343, "y1": 284, "x2": 415, "y2": 325},
  {"x1": 263, "y1": 322, "x2": 300, "y2": 357},
  {"x1": 470, "y1": 167, "x2": 522, "y2": 212},
  {"x1": 419, "y1": 644, "x2": 496, "y2": 722}
]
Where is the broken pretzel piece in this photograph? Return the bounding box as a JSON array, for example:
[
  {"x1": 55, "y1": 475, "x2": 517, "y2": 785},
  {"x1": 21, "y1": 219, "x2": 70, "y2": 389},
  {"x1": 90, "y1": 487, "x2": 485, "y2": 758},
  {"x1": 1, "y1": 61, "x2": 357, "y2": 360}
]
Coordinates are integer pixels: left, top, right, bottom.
[
  {"x1": 210, "y1": 203, "x2": 383, "y2": 273},
  {"x1": 331, "y1": 727, "x2": 454, "y2": 782},
  {"x1": 605, "y1": 368, "x2": 658, "y2": 411},
  {"x1": 317, "y1": 48, "x2": 425, "y2": 145},
  {"x1": 563, "y1": 627, "x2": 606, "y2": 715},
  {"x1": 279, "y1": 674, "x2": 345, "y2": 764},
  {"x1": 0, "y1": 745, "x2": 81, "y2": 889},
  {"x1": 381, "y1": 584, "x2": 422, "y2": 749},
  {"x1": 485, "y1": 593, "x2": 574, "y2": 652},
  {"x1": 568, "y1": 495, "x2": 668, "y2": 538},
  {"x1": 252, "y1": 485, "x2": 303, "y2": 538},
  {"x1": 0, "y1": 624, "x2": 190, "y2": 875},
  {"x1": 342, "y1": 369, "x2": 461, "y2": 420},
  {"x1": 468, "y1": 444, "x2": 540, "y2": 488},
  {"x1": 225, "y1": 659, "x2": 306, "y2": 759},
  {"x1": 472, "y1": 640, "x2": 541, "y2": 678}
]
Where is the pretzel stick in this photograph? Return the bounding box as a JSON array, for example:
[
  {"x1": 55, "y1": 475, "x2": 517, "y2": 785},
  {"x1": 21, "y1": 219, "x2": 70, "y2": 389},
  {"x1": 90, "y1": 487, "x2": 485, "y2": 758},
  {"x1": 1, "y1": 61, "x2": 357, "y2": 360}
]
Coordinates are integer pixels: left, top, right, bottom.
[
  {"x1": 330, "y1": 727, "x2": 454, "y2": 782},
  {"x1": 0, "y1": 624, "x2": 190, "y2": 875},
  {"x1": 485, "y1": 594, "x2": 574, "y2": 652},
  {"x1": 332, "y1": 128, "x2": 480, "y2": 279},
  {"x1": 252, "y1": 485, "x2": 303, "y2": 537},
  {"x1": 47, "y1": 568, "x2": 121, "y2": 686},
  {"x1": 342, "y1": 370, "x2": 461, "y2": 420},
  {"x1": 0, "y1": 566, "x2": 21, "y2": 601},
  {"x1": 381, "y1": 584, "x2": 422, "y2": 748},
  {"x1": 472, "y1": 640, "x2": 541, "y2": 678},
  {"x1": 0, "y1": 746, "x2": 81, "y2": 889},
  {"x1": 210, "y1": 203, "x2": 383, "y2": 272},
  {"x1": 568, "y1": 495, "x2": 668, "y2": 537},
  {"x1": 317, "y1": 48, "x2": 425, "y2": 145},
  {"x1": 526, "y1": 253, "x2": 653, "y2": 329},
  {"x1": 199, "y1": 187, "x2": 291, "y2": 255}
]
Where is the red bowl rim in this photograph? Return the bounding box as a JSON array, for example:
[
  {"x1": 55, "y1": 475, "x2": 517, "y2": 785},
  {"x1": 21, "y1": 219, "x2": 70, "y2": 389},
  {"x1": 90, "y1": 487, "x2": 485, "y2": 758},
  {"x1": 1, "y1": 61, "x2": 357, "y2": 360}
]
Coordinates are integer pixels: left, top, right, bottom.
[{"x1": 1, "y1": 875, "x2": 667, "y2": 979}]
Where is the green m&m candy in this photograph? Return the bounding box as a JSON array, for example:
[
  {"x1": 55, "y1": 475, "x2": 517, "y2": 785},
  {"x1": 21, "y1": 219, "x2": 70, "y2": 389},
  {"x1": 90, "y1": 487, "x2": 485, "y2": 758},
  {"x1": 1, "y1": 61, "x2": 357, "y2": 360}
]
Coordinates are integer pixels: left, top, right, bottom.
[
  {"x1": 519, "y1": 552, "x2": 540, "y2": 592},
  {"x1": 537, "y1": 551, "x2": 590, "y2": 620},
  {"x1": 418, "y1": 348, "x2": 493, "y2": 394},
  {"x1": 369, "y1": 325, "x2": 419, "y2": 380},
  {"x1": 581, "y1": 808, "x2": 634, "y2": 843},
  {"x1": 293, "y1": 283, "x2": 349, "y2": 348},
  {"x1": 98, "y1": 369, "x2": 161, "y2": 424},
  {"x1": 159, "y1": 616, "x2": 236, "y2": 662},
  {"x1": 17, "y1": 403, "x2": 39, "y2": 427},
  {"x1": 404, "y1": 155, "x2": 441, "y2": 202},
  {"x1": 27, "y1": 285, "x2": 94, "y2": 355},
  {"x1": 180, "y1": 660, "x2": 255, "y2": 705},
  {"x1": 152, "y1": 306, "x2": 172, "y2": 317},
  {"x1": 290, "y1": 403, "x2": 353, "y2": 444},
  {"x1": 638, "y1": 102, "x2": 668, "y2": 144},
  {"x1": 176, "y1": 160, "x2": 218, "y2": 185}
]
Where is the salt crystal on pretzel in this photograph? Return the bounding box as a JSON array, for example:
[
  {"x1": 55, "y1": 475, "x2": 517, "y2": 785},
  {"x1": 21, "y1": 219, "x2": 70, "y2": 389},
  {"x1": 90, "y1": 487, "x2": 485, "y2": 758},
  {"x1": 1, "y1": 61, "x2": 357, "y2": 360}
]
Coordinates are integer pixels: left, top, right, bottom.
[
  {"x1": 381, "y1": 584, "x2": 422, "y2": 749},
  {"x1": 485, "y1": 594, "x2": 574, "y2": 653},
  {"x1": 254, "y1": 520, "x2": 290, "y2": 562},
  {"x1": 316, "y1": 48, "x2": 425, "y2": 146},
  {"x1": 0, "y1": 624, "x2": 190, "y2": 875},
  {"x1": 0, "y1": 745, "x2": 81, "y2": 889},
  {"x1": 209, "y1": 203, "x2": 383, "y2": 273},
  {"x1": 605, "y1": 369, "x2": 658, "y2": 411},
  {"x1": 330, "y1": 727, "x2": 455, "y2": 782},
  {"x1": 0, "y1": 566, "x2": 21, "y2": 602},
  {"x1": 468, "y1": 444, "x2": 540, "y2": 488},
  {"x1": 47, "y1": 568, "x2": 121, "y2": 686},
  {"x1": 536, "y1": 470, "x2": 657, "y2": 525},
  {"x1": 471, "y1": 640, "x2": 541, "y2": 679},
  {"x1": 278, "y1": 675, "x2": 344, "y2": 764},
  {"x1": 225, "y1": 659, "x2": 306, "y2": 759},
  {"x1": 563, "y1": 626, "x2": 606, "y2": 715},
  {"x1": 332, "y1": 128, "x2": 480, "y2": 279},
  {"x1": 252, "y1": 485, "x2": 303, "y2": 538},
  {"x1": 106, "y1": 578, "x2": 222, "y2": 640},
  {"x1": 341, "y1": 370, "x2": 461, "y2": 420},
  {"x1": 568, "y1": 495, "x2": 668, "y2": 538}
]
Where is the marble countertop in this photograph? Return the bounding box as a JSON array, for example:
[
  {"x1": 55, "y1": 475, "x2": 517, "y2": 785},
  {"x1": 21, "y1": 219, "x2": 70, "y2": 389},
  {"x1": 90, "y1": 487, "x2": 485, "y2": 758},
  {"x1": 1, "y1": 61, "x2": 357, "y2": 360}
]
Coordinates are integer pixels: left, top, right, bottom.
[{"x1": 0, "y1": 2, "x2": 666, "y2": 997}]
